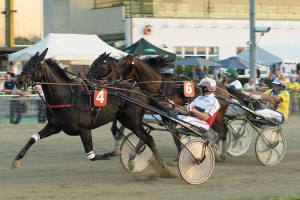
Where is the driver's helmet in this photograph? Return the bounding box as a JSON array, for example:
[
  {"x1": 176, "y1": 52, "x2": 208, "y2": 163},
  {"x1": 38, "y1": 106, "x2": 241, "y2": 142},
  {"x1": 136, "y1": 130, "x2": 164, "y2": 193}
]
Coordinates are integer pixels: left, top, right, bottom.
[
  {"x1": 272, "y1": 77, "x2": 288, "y2": 88},
  {"x1": 198, "y1": 78, "x2": 217, "y2": 92},
  {"x1": 224, "y1": 68, "x2": 238, "y2": 80}
]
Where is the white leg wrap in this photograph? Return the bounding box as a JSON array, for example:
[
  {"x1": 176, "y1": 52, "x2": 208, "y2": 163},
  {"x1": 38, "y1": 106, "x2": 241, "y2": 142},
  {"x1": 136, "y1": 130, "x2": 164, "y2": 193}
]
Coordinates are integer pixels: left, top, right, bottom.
[
  {"x1": 31, "y1": 133, "x2": 40, "y2": 142},
  {"x1": 86, "y1": 151, "x2": 96, "y2": 160}
]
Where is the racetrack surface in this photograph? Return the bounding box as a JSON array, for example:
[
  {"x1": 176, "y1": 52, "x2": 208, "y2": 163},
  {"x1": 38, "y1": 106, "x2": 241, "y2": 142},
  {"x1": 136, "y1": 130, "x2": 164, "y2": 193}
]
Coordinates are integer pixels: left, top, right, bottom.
[{"x1": 1, "y1": 117, "x2": 300, "y2": 200}]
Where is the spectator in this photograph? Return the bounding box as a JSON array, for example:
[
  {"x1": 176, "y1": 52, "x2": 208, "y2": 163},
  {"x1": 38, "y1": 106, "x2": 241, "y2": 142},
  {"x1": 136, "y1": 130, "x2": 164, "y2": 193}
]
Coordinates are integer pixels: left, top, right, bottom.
[
  {"x1": 289, "y1": 69, "x2": 298, "y2": 80},
  {"x1": 243, "y1": 78, "x2": 256, "y2": 92},
  {"x1": 10, "y1": 86, "x2": 27, "y2": 124},
  {"x1": 256, "y1": 68, "x2": 261, "y2": 84},
  {"x1": 3, "y1": 74, "x2": 15, "y2": 90},
  {"x1": 36, "y1": 85, "x2": 46, "y2": 123},
  {"x1": 269, "y1": 69, "x2": 281, "y2": 88},
  {"x1": 256, "y1": 78, "x2": 269, "y2": 92},
  {"x1": 213, "y1": 67, "x2": 221, "y2": 82},
  {"x1": 287, "y1": 77, "x2": 300, "y2": 116},
  {"x1": 7, "y1": 65, "x2": 15, "y2": 78},
  {"x1": 195, "y1": 66, "x2": 206, "y2": 80},
  {"x1": 296, "y1": 70, "x2": 300, "y2": 84},
  {"x1": 281, "y1": 67, "x2": 289, "y2": 83}
]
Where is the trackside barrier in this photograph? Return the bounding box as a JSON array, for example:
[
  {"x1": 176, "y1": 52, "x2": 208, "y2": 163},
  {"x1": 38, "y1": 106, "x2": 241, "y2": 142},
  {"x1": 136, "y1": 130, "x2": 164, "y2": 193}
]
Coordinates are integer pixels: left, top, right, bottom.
[{"x1": 0, "y1": 95, "x2": 46, "y2": 125}]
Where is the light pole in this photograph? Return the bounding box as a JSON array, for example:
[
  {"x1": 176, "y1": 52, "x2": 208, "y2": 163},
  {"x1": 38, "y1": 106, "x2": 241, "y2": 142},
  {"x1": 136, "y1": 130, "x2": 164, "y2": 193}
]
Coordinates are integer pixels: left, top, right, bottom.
[
  {"x1": 130, "y1": 0, "x2": 133, "y2": 45},
  {"x1": 249, "y1": 0, "x2": 256, "y2": 80},
  {"x1": 249, "y1": 0, "x2": 270, "y2": 80}
]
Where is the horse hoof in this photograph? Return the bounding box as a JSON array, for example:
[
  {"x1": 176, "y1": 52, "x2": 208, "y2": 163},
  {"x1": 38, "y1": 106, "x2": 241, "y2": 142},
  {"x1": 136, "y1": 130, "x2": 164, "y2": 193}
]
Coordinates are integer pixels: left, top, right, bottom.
[
  {"x1": 113, "y1": 148, "x2": 122, "y2": 156},
  {"x1": 128, "y1": 160, "x2": 136, "y2": 171},
  {"x1": 11, "y1": 159, "x2": 20, "y2": 169}
]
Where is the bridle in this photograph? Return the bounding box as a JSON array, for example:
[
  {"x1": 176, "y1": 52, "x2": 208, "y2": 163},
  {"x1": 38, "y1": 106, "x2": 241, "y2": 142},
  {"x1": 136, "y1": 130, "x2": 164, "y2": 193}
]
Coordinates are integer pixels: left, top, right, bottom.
[
  {"x1": 112, "y1": 60, "x2": 135, "y2": 83},
  {"x1": 89, "y1": 59, "x2": 108, "y2": 82},
  {"x1": 112, "y1": 68, "x2": 123, "y2": 83},
  {"x1": 21, "y1": 56, "x2": 44, "y2": 88}
]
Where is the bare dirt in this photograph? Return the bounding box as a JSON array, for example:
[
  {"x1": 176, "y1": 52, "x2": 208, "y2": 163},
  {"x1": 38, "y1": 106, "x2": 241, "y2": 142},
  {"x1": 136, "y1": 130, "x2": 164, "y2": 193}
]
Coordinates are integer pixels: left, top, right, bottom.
[{"x1": 1, "y1": 117, "x2": 300, "y2": 200}]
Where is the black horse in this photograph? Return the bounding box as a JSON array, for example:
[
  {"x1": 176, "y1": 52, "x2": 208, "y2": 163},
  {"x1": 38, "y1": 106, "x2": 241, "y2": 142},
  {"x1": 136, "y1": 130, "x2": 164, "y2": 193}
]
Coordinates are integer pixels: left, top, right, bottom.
[{"x1": 12, "y1": 48, "x2": 170, "y2": 174}]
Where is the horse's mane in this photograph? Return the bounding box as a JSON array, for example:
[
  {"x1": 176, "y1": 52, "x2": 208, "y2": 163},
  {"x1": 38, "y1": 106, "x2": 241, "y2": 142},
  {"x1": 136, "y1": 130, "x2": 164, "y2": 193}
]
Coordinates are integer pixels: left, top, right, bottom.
[
  {"x1": 107, "y1": 56, "x2": 119, "y2": 64},
  {"x1": 137, "y1": 55, "x2": 178, "y2": 80},
  {"x1": 45, "y1": 58, "x2": 72, "y2": 82}
]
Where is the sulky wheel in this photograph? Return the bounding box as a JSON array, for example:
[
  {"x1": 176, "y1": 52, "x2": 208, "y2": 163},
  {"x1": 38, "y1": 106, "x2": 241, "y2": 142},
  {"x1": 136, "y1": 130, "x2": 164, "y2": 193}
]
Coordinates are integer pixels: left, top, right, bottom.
[
  {"x1": 120, "y1": 132, "x2": 153, "y2": 173},
  {"x1": 227, "y1": 120, "x2": 252, "y2": 156},
  {"x1": 178, "y1": 140, "x2": 214, "y2": 184},
  {"x1": 255, "y1": 127, "x2": 286, "y2": 166}
]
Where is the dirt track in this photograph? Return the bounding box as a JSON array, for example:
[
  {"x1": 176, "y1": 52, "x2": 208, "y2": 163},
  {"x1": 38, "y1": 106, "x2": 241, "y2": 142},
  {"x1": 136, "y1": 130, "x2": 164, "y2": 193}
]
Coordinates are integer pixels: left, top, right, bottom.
[{"x1": 1, "y1": 117, "x2": 300, "y2": 200}]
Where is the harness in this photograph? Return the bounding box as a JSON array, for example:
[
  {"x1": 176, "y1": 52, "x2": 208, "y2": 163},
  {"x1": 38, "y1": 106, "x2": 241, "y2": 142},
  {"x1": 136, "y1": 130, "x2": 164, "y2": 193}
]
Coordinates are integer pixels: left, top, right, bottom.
[
  {"x1": 23, "y1": 59, "x2": 102, "y2": 125},
  {"x1": 175, "y1": 76, "x2": 192, "y2": 105},
  {"x1": 89, "y1": 59, "x2": 107, "y2": 83}
]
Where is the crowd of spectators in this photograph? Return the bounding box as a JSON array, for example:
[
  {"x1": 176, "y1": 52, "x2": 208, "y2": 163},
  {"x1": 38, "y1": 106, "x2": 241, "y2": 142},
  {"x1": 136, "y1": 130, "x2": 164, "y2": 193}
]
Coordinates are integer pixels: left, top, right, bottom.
[{"x1": 1, "y1": 64, "x2": 46, "y2": 124}]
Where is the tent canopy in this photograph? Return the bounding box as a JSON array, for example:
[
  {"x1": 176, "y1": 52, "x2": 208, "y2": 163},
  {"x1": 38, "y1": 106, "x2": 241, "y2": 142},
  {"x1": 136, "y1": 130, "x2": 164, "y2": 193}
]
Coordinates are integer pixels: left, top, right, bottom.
[
  {"x1": 173, "y1": 57, "x2": 221, "y2": 66},
  {"x1": 8, "y1": 33, "x2": 127, "y2": 61},
  {"x1": 123, "y1": 38, "x2": 176, "y2": 60},
  {"x1": 237, "y1": 45, "x2": 300, "y2": 66}
]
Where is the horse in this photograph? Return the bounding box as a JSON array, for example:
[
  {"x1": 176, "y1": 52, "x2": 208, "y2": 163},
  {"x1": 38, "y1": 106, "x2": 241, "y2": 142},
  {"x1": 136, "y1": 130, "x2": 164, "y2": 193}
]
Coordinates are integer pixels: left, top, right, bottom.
[
  {"x1": 105, "y1": 54, "x2": 262, "y2": 161},
  {"x1": 12, "y1": 48, "x2": 172, "y2": 175},
  {"x1": 86, "y1": 52, "x2": 173, "y2": 150}
]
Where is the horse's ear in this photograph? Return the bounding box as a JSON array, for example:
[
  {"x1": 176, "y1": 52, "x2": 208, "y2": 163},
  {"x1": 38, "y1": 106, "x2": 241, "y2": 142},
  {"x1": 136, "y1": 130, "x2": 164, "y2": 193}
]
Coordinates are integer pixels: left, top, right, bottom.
[
  {"x1": 34, "y1": 51, "x2": 39, "y2": 58},
  {"x1": 39, "y1": 48, "x2": 48, "y2": 61},
  {"x1": 104, "y1": 52, "x2": 111, "y2": 59},
  {"x1": 132, "y1": 53, "x2": 138, "y2": 58},
  {"x1": 100, "y1": 51, "x2": 106, "y2": 57}
]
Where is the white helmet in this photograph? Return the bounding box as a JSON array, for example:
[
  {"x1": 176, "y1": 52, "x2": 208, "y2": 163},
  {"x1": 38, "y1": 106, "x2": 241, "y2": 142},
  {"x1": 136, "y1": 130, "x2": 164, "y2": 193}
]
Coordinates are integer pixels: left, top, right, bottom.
[
  {"x1": 198, "y1": 78, "x2": 216, "y2": 92},
  {"x1": 272, "y1": 77, "x2": 288, "y2": 87}
]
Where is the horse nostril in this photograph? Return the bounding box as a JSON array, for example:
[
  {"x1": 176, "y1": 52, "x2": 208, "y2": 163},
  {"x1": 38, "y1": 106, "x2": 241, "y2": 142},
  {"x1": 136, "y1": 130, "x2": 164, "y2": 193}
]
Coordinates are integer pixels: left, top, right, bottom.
[{"x1": 19, "y1": 80, "x2": 23, "y2": 85}]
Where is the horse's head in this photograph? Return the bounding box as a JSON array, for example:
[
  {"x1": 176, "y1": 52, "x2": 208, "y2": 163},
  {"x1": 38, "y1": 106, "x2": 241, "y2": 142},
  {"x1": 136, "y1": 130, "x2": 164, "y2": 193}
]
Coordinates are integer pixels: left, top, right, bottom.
[
  {"x1": 86, "y1": 52, "x2": 116, "y2": 81},
  {"x1": 15, "y1": 48, "x2": 48, "y2": 91},
  {"x1": 106, "y1": 53, "x2": 137, "y2": 84}
]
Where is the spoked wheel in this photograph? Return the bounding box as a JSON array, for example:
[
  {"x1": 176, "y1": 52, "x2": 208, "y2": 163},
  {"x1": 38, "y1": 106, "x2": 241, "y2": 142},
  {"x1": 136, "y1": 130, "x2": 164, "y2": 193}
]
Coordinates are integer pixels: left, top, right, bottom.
[
  {"x1": 178, "y1": 140, "x2": 214, "y2": 184},
  {"x1": 120, "y1": 132, "x2": 153, "y2": 173},
  {"x1": 255, "y1": 128, "x2": 286, "y2": 166},
  {"x1": 227, "y1": 120, "x2": 252, "y2": 156}
]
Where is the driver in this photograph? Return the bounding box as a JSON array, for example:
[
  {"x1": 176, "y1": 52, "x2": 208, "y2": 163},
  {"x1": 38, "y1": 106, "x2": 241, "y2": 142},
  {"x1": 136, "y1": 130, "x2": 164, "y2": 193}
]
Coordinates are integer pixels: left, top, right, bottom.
[
  {"x1": 224, "y1": 68, "x2": 248, "y2": 116},
  {"x1": 250, "y1": 77, "x2": 289, "y2": 122},
  {"x1": 170, "y1": 78, "x2": 220, "y2": 131}
]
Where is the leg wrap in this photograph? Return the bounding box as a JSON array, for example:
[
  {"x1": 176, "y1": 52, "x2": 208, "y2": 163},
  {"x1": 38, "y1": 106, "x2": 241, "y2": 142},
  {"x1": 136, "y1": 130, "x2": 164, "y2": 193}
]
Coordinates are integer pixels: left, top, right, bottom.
[
  {"x1": 86, "y1": 151, "x2": 96, "y2": 160},
  {"x1": 31, "y1": 133, "x2": 40, "y2": 143}
]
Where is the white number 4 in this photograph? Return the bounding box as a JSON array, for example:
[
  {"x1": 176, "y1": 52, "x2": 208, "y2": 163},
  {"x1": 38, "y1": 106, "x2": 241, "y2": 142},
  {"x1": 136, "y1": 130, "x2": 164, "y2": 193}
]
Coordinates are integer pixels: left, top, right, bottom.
[{"x1": 96, "y1": 90, "x2": 105, "y2": 103}]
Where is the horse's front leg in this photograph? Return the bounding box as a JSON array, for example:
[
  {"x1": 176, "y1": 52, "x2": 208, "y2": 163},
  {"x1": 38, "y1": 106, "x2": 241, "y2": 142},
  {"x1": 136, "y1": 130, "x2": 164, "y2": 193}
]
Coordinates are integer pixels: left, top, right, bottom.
[
  {"x1": 11, "y1": 123, "x2": 61, "y2": 169},
  {"x1": 79, "y1": 128, "x2": 115, "y2": 161}
]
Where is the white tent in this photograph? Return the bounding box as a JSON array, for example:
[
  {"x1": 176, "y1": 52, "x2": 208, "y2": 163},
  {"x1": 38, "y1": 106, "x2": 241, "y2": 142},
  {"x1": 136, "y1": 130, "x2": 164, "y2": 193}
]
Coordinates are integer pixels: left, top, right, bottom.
[
  {"x1": 8, "y1": 33, "x2": 127, "y2": 61},
  {"x1": 237, "y1": 45, "x2": 300, "y2": 66}
]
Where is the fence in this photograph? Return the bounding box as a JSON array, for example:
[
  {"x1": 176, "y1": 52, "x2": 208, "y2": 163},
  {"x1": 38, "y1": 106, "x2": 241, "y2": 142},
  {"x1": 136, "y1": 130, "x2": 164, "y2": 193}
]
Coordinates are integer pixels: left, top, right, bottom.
[{"x1": 0, "y1": 95, "x2": 46, "y2": 125}]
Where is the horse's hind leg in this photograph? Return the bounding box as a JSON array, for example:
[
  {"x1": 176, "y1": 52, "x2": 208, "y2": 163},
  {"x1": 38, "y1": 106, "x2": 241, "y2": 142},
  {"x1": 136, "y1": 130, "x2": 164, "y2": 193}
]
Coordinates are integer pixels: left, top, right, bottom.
[
  {"x1": 110, "y1": 119, "x2": 124, "y2": 156},
  {"x1": 11, "y1": 123, "x2": 61, "y2": 169}
]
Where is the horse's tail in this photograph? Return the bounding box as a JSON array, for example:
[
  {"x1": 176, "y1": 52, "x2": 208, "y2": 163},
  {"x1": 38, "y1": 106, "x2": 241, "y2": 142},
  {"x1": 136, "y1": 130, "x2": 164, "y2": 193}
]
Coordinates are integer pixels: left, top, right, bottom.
[{"x1": 225, "y1": 87, "x2": 263, "y2": 110}]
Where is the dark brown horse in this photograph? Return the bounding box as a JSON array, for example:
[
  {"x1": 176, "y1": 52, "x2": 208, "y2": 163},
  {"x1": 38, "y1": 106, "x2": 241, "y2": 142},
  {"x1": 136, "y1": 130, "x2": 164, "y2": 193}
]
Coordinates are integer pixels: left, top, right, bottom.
[
  {"x1": 11, "y1": 49, "x2": 171, "y2": 175},
  {"x1": 105, "y1": 54, "x2": 231, "y2": 161}
]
